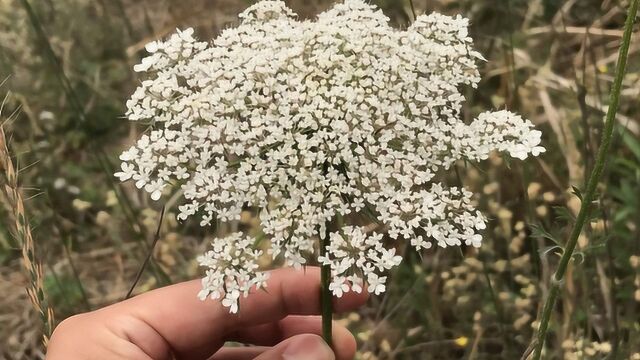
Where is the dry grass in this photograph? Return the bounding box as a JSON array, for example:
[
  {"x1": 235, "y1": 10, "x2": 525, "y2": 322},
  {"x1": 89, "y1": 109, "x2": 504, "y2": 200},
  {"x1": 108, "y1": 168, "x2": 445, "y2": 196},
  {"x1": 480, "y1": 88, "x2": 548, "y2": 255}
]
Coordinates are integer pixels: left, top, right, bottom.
[{"x1": 1, "y1": 98, "x2": 53, "y2": 354}]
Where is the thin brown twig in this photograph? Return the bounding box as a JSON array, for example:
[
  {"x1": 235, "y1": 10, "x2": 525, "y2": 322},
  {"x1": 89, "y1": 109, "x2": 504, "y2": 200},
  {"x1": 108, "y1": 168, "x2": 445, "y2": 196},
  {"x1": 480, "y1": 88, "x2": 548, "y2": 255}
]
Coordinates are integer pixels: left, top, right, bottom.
[
  {"x1": 408, "y1": 0, "x2": 417, "y2": 20},
  {"x1": 125, "y1": 206, "x2": 166, "y2": 299},
  {"x1": 526, "y1": 26, "x2": 627, "y2": 38}
]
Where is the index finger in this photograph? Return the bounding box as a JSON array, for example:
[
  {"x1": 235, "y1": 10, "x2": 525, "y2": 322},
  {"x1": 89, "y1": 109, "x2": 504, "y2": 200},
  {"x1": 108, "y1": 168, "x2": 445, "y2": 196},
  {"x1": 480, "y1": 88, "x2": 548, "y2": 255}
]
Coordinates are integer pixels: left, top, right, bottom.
[{"x1": 117, "y1": 267, "x2": 367, "y2": 359}]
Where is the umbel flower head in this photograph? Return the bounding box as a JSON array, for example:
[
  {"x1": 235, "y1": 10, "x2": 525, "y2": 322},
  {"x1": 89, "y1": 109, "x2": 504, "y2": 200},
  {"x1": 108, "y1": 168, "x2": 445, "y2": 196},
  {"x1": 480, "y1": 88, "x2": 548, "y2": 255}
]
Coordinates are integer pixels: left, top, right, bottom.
[{"x1": 116, "y1": 0, "x2": 545, "y2": 313}]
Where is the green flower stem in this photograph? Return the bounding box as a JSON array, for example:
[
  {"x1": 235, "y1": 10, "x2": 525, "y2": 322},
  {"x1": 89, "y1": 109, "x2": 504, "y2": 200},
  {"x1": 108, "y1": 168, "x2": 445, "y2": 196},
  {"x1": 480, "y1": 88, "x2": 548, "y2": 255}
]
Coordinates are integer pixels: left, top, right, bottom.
[
  {"x1": 531, "y1": 1, "x2": 639, "y2": 358},
  {"x1": 320, "y1": 225, "x2": 333, "y2": 347}
]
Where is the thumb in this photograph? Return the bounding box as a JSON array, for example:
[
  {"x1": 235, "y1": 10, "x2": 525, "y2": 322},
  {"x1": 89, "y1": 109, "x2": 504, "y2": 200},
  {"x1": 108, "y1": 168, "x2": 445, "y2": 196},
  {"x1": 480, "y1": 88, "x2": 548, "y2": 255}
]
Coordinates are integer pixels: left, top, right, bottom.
[{"x1": 254, "y1": 334, "x2": 335, "y2": 360}]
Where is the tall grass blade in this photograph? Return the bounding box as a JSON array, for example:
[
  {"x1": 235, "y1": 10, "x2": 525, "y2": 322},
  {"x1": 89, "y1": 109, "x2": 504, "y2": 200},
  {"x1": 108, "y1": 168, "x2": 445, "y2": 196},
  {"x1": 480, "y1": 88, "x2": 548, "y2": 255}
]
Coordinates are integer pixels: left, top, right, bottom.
[
  {"x1": 531, "y1": 1, "x2": 639, "y2": 358},
  {"x1": 0, "y1": 122, "x2": 54, "y2": 346}
]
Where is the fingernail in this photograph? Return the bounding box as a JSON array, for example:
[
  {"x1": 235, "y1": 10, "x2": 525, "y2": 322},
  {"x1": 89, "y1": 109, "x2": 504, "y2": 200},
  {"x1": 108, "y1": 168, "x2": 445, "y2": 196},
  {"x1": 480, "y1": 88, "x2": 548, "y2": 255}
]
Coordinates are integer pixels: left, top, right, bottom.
[{"x1": 282, "y1": 335, "x2": 335, "y2": 360}]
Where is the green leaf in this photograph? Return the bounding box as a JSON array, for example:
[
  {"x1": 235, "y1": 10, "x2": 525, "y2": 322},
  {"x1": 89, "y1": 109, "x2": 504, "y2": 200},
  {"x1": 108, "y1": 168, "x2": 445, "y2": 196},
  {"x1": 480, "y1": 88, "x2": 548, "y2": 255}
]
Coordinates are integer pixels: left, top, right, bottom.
[
  {"x1": 613, "y1": 157, "x2": 639, "y2": 173},
  {"x1": 613, "y1": 207, "x2": 633, "y2": 223},
  {"x1": 530, "y1": 224, "x2": 560, "y2": 245},
  {"x1": 621, "y1": 128, "x2": 640, "y2": 162},
  {"x1": 553, "y1": 206, "x2": 575, "y2": 223}
]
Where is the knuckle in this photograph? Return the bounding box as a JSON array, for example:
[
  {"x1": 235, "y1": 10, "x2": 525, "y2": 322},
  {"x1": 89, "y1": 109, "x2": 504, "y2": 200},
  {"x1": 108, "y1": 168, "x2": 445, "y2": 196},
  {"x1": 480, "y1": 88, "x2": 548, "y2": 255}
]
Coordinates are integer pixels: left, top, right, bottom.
[{"x1": 50, "y1": 313, "x2": 88, "y2": 340}]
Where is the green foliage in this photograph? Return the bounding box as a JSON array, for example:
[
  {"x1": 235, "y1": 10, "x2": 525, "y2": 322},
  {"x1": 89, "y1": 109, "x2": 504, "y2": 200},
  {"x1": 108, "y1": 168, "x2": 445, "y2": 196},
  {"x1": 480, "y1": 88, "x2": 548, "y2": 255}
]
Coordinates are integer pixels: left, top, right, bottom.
[{"x1": 43, "y1": 272, "x2": 85, "y2": 316}]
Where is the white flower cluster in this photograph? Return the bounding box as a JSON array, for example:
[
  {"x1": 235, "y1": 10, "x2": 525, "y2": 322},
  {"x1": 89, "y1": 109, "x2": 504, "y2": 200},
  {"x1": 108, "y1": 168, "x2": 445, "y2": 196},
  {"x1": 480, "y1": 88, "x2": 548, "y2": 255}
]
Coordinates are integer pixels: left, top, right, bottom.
[
  {"x1": 116, "y1": 0, "x2": 544, "y2": 310},
  {"x1": 319, "y1": 227, "x2": 402, "y2": 297},
  {"x1": 379, "y1": 184, "x2": 487, "y2": 247},
  {"x1": 196, "y1": 233, "x2": 267, "y2": 313}
]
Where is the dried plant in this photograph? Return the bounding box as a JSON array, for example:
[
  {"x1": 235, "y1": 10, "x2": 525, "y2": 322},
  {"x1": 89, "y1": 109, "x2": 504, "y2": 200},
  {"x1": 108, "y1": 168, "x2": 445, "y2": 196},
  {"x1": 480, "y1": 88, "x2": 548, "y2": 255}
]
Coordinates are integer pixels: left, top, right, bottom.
[{"x1": 0, "y1": 98, "x2": 54, "y2": 346}]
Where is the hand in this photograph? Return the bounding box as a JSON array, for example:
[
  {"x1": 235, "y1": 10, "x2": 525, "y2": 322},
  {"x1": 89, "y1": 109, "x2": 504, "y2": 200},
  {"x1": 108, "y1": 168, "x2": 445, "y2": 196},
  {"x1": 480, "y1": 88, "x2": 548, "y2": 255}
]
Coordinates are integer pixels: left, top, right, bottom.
[{"x1": 46, "y1": 267, "x2": 367, "y2": 360}]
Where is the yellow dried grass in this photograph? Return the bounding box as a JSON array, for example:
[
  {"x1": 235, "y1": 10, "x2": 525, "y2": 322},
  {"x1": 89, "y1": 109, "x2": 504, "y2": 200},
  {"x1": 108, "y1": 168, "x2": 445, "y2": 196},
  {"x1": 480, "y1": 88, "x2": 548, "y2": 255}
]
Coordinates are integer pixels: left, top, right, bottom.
[{"x1": 0, "y1": 110, "x2": 54, "y2": 346}]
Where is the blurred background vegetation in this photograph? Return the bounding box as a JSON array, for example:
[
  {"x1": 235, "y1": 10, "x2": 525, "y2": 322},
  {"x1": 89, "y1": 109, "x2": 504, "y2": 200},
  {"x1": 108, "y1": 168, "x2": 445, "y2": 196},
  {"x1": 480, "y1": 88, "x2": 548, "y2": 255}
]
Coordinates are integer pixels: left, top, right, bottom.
[{"x1": 1, "y1": 0, "x2": 639, "y2": 359}]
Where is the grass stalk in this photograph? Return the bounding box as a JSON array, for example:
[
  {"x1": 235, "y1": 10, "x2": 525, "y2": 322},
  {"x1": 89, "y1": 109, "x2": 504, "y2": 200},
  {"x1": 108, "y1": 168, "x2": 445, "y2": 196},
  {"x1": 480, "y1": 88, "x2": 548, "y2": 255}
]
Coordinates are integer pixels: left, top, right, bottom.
[
  {"x1": 601, "y1": 206, "x2": 620, "y2": 359},
  {"x1": 408, "y1": 0, "x2": 417, "y2": 20},
  {"x1": 531, "y1": 1, "x2": 639, "y2": 358},
  {"x1": 45, "y1": 195, "x2": 92, "y2": 311},
  {"x1": 125, "y1": 206, "x2": 165, "y2": 299},
  {"x1": 61, "y1": 235, "x2": 91, "y2": 311},
  {"x1": 481, "y1": 259, "x2": 508, "y2": 354},
  {"x1": 320, "y1": 224, "x2": 333, "y2": 347},
  {"x1": 18, "y1": 0, "x2": 86, "y2": 123},
  {"x1": 0, "y1": 125, "x2": 55, "y2": 346}
]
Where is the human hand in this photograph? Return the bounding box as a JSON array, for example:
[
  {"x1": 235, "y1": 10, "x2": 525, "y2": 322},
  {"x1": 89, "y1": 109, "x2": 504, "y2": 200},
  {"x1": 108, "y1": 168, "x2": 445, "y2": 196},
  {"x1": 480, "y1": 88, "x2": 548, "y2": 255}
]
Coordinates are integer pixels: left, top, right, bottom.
[{"x1": 46, "y1": 267, "x2": 367, "y2": 359}]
